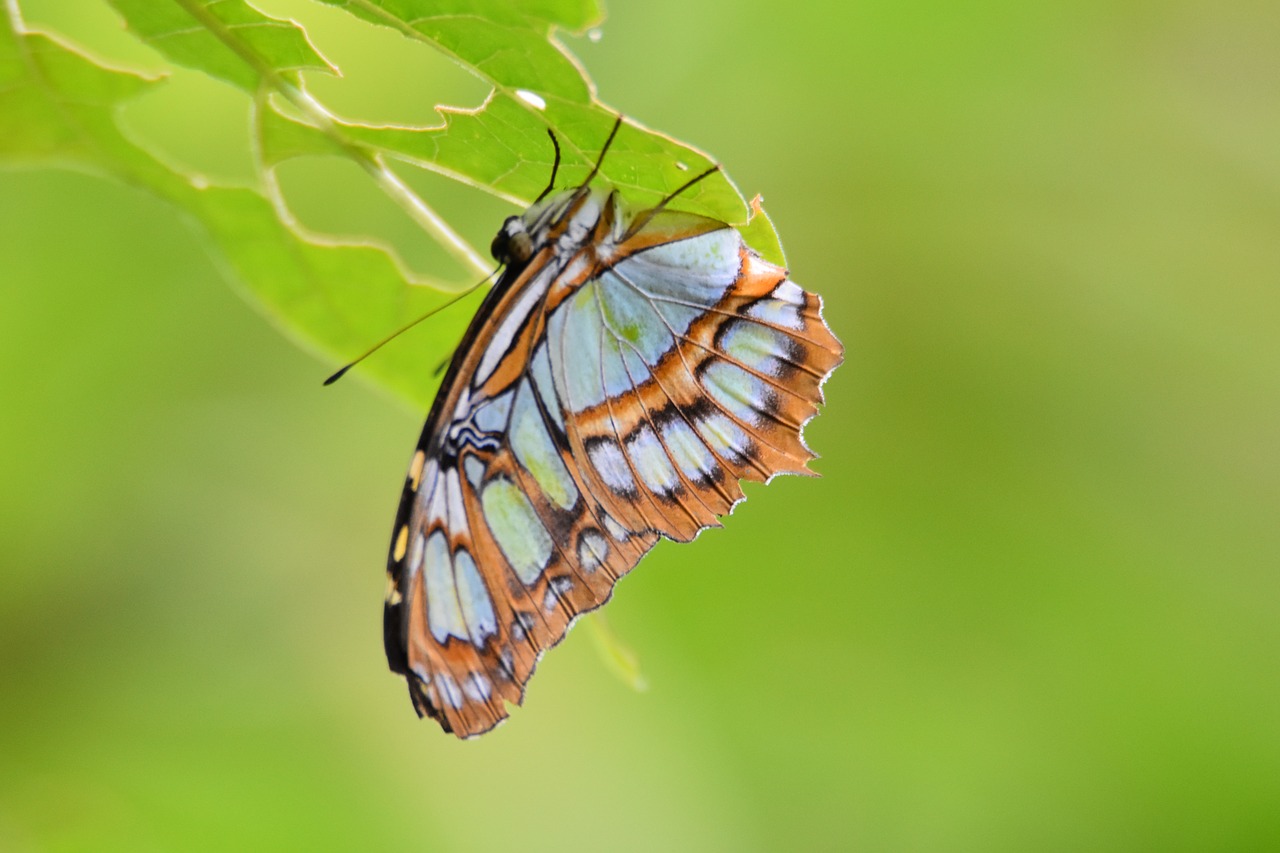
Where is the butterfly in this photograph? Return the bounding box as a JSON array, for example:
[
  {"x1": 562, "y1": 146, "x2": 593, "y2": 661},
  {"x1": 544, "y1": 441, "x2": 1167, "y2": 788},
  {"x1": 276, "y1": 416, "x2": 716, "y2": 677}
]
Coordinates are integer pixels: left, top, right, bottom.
[{"x1": 378, "y1": 117, "x2": 842, "y2": 737}]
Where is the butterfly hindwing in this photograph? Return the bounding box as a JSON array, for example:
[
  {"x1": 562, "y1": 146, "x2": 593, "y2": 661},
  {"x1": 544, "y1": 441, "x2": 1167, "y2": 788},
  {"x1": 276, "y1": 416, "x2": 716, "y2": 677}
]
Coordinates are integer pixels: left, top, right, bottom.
[{"x1": 384, "y1": 188, "x2": 841, "y2": 737}]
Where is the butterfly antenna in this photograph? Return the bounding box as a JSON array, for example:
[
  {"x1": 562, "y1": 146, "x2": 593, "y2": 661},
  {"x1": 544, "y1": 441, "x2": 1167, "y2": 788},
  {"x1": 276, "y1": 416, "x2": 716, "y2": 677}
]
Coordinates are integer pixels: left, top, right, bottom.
[
  {"x1": 533, "y1": 129, "x2": 562, "y2": 204},
  {"x1": 323, "y1": 269, "x2": 498, "y2": 386},
  {"x1": 624, "y1": 162, "x2": 722, "y2": 240},
  {"x1": 581, "y1": 114, "x2": 624, "y2": 187}
]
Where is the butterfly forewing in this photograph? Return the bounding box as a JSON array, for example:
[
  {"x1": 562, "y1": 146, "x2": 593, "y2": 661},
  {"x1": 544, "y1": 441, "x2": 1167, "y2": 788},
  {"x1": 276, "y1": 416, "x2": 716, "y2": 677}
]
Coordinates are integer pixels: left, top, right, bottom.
[{"x1": 384, "y1": 187, "x2": 841, "y2": 738}]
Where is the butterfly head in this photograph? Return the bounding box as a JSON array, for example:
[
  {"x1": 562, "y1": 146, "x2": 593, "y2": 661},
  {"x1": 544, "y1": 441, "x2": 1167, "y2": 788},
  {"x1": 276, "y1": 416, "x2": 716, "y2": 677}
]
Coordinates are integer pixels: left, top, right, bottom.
[
  {"x1": 490, "y1": 215, "x2": 534, "y2": 266},
  {"x1": 490, "y1": 186, "x2": 605, "y2": 270}
]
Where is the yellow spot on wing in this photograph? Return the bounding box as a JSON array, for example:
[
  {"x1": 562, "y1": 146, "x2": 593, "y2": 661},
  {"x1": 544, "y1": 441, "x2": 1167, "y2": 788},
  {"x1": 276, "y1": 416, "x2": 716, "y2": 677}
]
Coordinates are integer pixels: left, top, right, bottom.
[
  {"x1": 393, "y1": 525, "x2": 409, "y2": 561},
  {"x1": 409, "y1": 450, "x2": 426, "y2": 491},
  {"x1": 511, "y1": 399, "x2": 577, "y2": 509},
  {"x1": 481, "y1": 479, "x2": 552, "y2": 585},
  {"x1": 385, "y1": 572, "x2": 403, "y2": 606}
]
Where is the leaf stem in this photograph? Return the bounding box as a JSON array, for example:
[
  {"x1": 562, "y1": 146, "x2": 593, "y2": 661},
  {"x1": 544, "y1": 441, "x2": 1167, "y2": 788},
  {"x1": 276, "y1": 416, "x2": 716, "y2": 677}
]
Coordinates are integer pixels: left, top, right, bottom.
[{"x1": 584, "y1": 614, "x2": 648, "y2": 692}]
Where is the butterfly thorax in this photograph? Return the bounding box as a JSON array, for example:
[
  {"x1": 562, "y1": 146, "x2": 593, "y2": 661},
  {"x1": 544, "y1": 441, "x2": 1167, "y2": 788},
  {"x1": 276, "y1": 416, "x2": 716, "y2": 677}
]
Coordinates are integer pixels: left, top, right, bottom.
[{"x1": 491, "y1": 187, "x2": 627, "y2": 270}]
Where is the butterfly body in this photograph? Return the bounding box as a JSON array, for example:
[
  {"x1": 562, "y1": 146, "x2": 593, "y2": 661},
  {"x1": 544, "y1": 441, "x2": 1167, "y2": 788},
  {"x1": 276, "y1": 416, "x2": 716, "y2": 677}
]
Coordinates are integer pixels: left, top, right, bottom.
[{"x1": 382, "y1": 175, "x2": 842, "y2": 738}]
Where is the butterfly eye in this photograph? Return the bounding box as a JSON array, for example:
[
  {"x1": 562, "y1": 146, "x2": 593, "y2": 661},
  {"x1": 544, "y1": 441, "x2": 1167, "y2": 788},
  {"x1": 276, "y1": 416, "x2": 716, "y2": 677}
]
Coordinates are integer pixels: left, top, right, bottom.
[{"x1": 491, "y1": 216, "x2": 533, "y2": 265}]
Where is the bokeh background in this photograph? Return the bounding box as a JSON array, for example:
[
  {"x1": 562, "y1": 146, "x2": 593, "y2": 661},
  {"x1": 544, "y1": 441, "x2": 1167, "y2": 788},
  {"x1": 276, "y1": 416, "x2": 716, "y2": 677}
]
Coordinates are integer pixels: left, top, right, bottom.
[{"x1": 3, "y1": 0, "x2": 1279, "y2": 849}]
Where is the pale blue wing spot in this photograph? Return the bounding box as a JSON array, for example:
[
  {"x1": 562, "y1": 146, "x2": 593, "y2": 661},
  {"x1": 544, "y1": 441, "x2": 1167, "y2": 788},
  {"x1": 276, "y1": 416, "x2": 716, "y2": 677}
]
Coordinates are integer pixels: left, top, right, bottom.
[
  {"x1": 703, "y1": 360, "x2": 772, "y2": 426},
  {"x1": 746, "y1": 297, "x2": 803, "y2": 330},
  {"x1": 721, "y1": 321, "x2": 791, "y2": 377},
  {"x1": 600, "y1": 332, "x2": 635, "y2": 398},
  {"x1": 444, "y1": 469, "x2": 467, "y2": 537},
  {"x1": 577, "y1": 529, "x2": 609, "y2": 573},
  {"x1": 454, "y1": 549, "x2": 497, "y2": 647},
  {"x1": 774, "y1": 280, "x2": 805, "y2": 305},
  {"x1": 463, "y1": 455, "x2": 485, "y2": 491},
  {"x1": 588, "y1": 438, "x2": 635, "y2": 494},
  {"x1": 424, "y1": 462, "x2": 446, "y2": 525},
  {"x1": 542, "y1": 576, "x2": 574, "y2": 613},
  {"x1": 463, "y1": 672, "x2": 492, "y2": 702},
  {"x1": 435, "y1": 672, "x2": 464, "y2": 709},
  {"x1": 408, "y1": 531, "x2": 425, "y2": 574},
  {"x1": 597, "y1": 271, "x2": 675, "y2": 366},
  {"x1": 474, "y1": 275, "x2": 552, "y2": 386},
  {"x1": 426, "y1": 487, "x2": 447, "y2": 528},
  {"x1": 661, "y1": 418, "x2": 718, "y2": 481},
  {"x1": 551, "y1": 285, "x2": 607, "y2": 412},
  {"x1": 529, "y1": 344, "x2": 565, "y2": 433},
  {"x1": 481, "y1": 478, "x2": 553, "y2": 585},
  {"x1": 472, "y1": 389, "x2": 514, "y2": 433},
  {"x1": 510, "y1": 381, "x2": 579, "y2": 510},
  {"x1": 603, "y1": 514, "x2": 631, "y2": 542},
  {"x1": 615, "y1": 229, "x2": 741, "y2": 308},
  {"x1": 696, "y1": 412, "x2": 751, "y2": 463},
  {"x1": 627, "y1": 424, "x2": 680, "y2": 494},
  {"x1": 425, "y1": 531, "x2": 468, "y2": 644}
]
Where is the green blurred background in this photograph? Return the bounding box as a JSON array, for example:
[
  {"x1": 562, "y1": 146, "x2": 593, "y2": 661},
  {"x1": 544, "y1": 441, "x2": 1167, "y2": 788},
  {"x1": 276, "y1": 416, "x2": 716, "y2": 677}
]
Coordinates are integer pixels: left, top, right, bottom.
[{"x1": 3, "y1": 0, "x2": 1279, "y2": 849}]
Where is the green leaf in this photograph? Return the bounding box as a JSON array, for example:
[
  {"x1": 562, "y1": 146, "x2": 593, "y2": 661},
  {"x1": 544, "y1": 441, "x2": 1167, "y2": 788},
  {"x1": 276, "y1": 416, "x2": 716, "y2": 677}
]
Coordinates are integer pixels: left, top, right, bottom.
[
  {"x1": 173, "y1": 185, "x2": 471, "y2": 410},
  {"x1": 738, "y1": 194, "x2": 788, "y2": 270},
  {"x1": 106, "y1": 0, "x2": 337, "y2": 93},
  {"x1": 0, "y1": 21, "x2": 162, "y2": 177},
  {"x1": 305, "y1": 0, "x2": 754, "y2": 222},
  {"x1": 0, "y1": 8, "x2": 459, "y2": 410}
]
